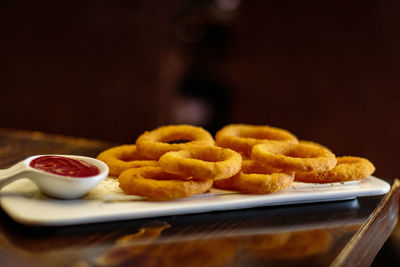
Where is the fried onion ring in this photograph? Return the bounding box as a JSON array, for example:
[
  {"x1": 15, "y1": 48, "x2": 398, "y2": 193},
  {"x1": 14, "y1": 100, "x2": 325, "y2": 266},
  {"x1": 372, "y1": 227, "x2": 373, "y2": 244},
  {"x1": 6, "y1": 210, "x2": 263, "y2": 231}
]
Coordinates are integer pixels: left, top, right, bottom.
[
  {"x1": 241, "y1": 159, "x2": 282, "y2": 174},
  {"x1": 231, "y1": 171, "x2": 294, "y2": 194},
  {"x1": 212, "y1": 176, "x2": 236, "y2": 191},
  {"x1": 159, "y1": 146, "x2": 242, "y2": 180},
  {"x1": 136, "y1": 125, "x2": 215, "y2": 160},
  {"x1": 295, "y1": 156, "x2": 375, "y2": 183},
  {"x1": 213, "y1": 159, "x2": 294, "y2": 193},
  {"x1": 97, "y1": 144, "x2": 158, "y2": 177},
  {"x1": 252, "y1": 141, "x2": 337, "y2": 172},
  {"x1": 213, "y1": 159, "x2": 269, "y2": 190},
  {"x1": 119, "y1": 166, "x2": 213, "y2": 201},
  {"x1": 215, "y1": 124, "x2": 298, "y2": 157}
]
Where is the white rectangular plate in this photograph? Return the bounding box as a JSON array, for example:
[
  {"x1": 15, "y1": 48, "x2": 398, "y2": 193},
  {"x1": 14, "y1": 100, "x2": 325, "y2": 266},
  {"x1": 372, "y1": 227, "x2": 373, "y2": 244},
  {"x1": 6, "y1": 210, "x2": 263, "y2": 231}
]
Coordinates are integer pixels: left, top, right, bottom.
[{"x1": 0, "y1": 176, "x2": 390, "y2": 226}]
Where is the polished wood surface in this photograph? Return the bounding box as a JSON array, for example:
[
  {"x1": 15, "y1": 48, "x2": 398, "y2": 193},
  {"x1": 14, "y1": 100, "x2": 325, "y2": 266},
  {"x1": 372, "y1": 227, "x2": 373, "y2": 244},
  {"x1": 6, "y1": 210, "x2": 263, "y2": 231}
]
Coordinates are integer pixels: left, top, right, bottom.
[
  {"x1": 332, "y1": 179, "x2": 399, "y2": 267},
  {"x1": 0, "y1": 129, "x2": 398, "y2": 267}
]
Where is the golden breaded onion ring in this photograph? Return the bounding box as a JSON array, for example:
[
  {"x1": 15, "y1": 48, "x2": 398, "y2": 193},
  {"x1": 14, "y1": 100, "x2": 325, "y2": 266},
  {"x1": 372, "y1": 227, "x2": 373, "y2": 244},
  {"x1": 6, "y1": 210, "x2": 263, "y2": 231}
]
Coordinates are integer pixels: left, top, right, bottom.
[
  {"x1": 212, "y1": 176, "x2": 236, "y2": 191},
  {"x1": 213, "y1": 159, "x2": 266, "y2": 190},
  {"x1": 213, "y1": 159, "x2": 294, "y2": 194},
  {"x1": 136, "y1": 125, "x2": 215, "y2": 160},
  {"x1": 252, "y1": 141, "x2": 337, "y2": 172},
  {"x1": 159, "y1": 146, "x2": 242, "y2": 180},
  {"x1": 231, "y1": 171, "x2": 294, "y2": 194},
  {"x1": 119, "y1": 166, "x2": 213, "y2": 201},
  {"x1": 295, "y1": 156, "x2": 375, "y2": 183},
  {"x1": 241, "y1": 158, "x2": 283, "y2": 174},
  {"x1": 215, "y1": 124, "x2": 298, "y2": 157},
  {"x1": 97, "y1": 144, "x2": 158, "y2": 177}
]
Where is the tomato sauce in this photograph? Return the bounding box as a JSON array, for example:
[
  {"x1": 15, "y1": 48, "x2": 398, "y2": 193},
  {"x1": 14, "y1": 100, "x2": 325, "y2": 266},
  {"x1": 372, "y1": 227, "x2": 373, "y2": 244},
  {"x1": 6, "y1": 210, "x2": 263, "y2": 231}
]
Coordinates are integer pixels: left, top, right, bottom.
[{"x1": 30, "y1": 156, "x2": 100, "y2": 177}]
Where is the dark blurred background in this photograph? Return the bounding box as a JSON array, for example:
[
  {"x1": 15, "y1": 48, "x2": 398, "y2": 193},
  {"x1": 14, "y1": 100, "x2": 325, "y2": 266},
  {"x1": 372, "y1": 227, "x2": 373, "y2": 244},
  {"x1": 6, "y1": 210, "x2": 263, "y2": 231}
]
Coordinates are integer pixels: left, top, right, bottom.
[{"x1": 1, "y1": 0, "x2": 399, "y2": 183}]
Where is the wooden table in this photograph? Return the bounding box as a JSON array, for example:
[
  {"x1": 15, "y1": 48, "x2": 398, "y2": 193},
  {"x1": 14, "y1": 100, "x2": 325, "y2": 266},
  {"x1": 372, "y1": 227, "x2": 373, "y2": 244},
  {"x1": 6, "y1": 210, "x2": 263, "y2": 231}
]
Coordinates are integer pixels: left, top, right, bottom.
[{"x1": 0, "y1": 129, "x2": 398, "y2": 267}]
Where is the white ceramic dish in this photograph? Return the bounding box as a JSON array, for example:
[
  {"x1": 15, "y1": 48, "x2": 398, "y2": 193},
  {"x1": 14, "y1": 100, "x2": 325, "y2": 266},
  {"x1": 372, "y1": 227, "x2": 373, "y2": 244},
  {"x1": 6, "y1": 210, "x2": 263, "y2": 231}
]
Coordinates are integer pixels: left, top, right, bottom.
[
  {"x1": 0, "y1": 155, "x2": 109, "y2": 199},
  {"x1": 0, "y1": 176, "x2": 390, "y2": 226}
]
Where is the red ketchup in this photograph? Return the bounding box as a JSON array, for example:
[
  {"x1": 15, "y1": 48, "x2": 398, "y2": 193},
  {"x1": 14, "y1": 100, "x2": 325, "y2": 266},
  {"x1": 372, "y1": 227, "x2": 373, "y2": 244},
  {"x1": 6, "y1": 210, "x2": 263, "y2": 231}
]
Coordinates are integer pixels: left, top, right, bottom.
[{"x1": 30, "y1": 156, "x2": 100, "y2": 178}]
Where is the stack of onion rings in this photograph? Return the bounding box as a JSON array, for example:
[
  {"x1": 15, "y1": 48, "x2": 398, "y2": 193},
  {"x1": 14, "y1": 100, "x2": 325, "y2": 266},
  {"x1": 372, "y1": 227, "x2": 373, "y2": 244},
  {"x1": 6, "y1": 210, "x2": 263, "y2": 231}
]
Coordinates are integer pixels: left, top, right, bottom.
[
  {"x1": 96, "y1": 123, "x2": 376, "y2": 201},
  {"x1": 99, "y1": 125, "x2": 234, "y2": 201},
  {"x1": 215, "y1": 124, "x2": 298, "y2": 157},
  {"x1": 97, "y1": 144, "x2": 158, "y2": 177}
]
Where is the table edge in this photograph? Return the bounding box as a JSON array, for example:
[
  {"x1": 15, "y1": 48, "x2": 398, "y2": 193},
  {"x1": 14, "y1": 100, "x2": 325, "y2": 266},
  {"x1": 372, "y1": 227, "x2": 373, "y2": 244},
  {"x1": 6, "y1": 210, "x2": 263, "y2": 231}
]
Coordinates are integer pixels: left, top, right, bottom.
[{"x1": 331, "y1": 179, "x2": 400, "y2": 267}]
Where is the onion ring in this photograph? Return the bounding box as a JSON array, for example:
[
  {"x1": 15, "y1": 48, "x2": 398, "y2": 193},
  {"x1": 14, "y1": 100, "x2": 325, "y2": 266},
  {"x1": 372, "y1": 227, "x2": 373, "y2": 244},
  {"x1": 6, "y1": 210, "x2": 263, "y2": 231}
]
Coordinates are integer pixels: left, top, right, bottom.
[
  {"x1": 97, "y1": 144, "x2": 158, "y2": 177},
  {"x1": 136, "y1": 125, "x2": 215, "y2": 160},
  {"x1": 252, "y1": 141, "x2": 337, "y2": 172},
  {"x1": 215, "y1": 124, "x2": 298, "y2": 157},
  {"x1": 240, "y1": 158, "x2": 283, "y2": 174},
  {"x1": 119, "y1": 166, "x2": 213, "y2": 201},
  {"x1": 294, "y1": 156, "x2": 375, "y2": 183},
  {"x1": 213, "y1": 159, "x2": 294, "y2": 193},
  {"x1": 231, "y1": 171, "x2": 294, "y2": 194},
  {"x1": 212, "y1": 176, "x2": 236, "y2": 191},
  {"x1": 213, "y1": 159, "x2": 271, "y2": 190},
  {"x1": 159, "y1": 146, "x2": 242, "y2": 180}
]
